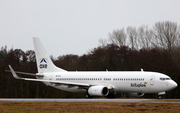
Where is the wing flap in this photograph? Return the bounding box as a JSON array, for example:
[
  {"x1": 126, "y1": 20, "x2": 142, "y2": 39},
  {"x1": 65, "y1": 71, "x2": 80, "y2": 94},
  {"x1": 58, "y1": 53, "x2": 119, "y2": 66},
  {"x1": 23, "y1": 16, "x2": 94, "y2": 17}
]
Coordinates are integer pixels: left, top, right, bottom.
[{"x1": 24, "y1": 78, "x2": 90, "y2": 87}]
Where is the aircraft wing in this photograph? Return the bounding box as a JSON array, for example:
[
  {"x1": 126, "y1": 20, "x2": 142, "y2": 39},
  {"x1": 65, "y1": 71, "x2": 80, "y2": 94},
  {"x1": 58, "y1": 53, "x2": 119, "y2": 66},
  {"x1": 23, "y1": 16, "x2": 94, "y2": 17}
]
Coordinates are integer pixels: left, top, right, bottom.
[
  {"x1": 5, "y1": 70, "x2": 43, "y2": 77},
  {"x1": 8, "y1": 65, "x2": 90, "y2": 87}
]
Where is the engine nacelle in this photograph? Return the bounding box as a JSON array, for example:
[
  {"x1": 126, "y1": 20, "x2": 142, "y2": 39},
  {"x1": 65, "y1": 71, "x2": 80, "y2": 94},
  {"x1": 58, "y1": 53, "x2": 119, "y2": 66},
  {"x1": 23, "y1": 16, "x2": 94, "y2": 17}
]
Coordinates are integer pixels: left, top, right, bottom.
[
  {"x1": 126, "y1": 93, "x2": 145, "y2": 97},
  {"x1": 88, "y1": 86, "x2": 109, "y2": 96}
]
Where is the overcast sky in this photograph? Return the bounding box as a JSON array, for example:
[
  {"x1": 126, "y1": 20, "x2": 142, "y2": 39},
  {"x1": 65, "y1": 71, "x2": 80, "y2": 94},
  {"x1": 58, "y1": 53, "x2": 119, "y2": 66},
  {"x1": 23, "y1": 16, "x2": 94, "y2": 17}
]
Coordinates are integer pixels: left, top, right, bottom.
[{"x1": 0, "y1": 0, "x2": 180, "y2": 57}]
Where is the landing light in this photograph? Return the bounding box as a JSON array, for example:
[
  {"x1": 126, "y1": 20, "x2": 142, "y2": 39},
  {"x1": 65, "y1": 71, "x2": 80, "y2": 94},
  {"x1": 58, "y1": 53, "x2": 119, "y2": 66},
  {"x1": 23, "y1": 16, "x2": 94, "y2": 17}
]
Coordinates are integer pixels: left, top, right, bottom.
[{"x1": 108, "y1": 85, "x2": 113, "y2": 89}]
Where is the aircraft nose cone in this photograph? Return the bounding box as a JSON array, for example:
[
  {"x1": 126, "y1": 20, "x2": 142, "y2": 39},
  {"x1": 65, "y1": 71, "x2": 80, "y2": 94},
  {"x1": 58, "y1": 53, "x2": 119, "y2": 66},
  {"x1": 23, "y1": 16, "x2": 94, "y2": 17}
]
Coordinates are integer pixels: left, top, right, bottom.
[{"x1": 169, "y1": 81, "x2": 178, "y2": 89}]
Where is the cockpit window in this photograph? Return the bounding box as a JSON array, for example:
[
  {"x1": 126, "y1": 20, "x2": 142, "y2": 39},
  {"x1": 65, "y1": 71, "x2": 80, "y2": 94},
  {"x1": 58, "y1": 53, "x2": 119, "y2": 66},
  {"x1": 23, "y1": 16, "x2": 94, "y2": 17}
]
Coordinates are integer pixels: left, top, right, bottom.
[{"x1": 160, "y1": 78, "x2": 171, "y2": 81}]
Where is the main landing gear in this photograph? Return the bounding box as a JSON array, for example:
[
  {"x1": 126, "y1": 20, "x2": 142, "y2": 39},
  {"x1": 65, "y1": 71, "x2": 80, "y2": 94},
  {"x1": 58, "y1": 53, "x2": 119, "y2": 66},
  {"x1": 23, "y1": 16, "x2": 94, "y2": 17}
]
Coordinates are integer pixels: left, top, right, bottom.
[
  {"x1": 107, "y1": 93, "x2": 115, "y2": 99},
  {"x1": 85, "y1": 94, "x2": 93, "y2": 99},
  {"x1": 85, "y1": 93, "x2": 115, "y2": 99}
]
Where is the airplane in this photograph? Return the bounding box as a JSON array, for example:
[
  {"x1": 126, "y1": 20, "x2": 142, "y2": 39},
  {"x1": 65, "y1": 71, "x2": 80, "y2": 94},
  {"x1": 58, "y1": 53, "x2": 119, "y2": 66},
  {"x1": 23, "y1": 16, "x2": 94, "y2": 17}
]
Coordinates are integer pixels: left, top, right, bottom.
[{"x1": 8, "y1": 37, "x2": 177, "y2": 99}]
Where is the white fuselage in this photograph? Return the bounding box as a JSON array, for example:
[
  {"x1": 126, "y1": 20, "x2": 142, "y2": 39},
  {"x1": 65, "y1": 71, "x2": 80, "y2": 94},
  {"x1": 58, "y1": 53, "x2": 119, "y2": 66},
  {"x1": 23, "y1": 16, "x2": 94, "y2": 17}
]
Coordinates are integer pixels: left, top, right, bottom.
[{"x1": 41, "y1": 71, "x2": 177, "y2": 94}]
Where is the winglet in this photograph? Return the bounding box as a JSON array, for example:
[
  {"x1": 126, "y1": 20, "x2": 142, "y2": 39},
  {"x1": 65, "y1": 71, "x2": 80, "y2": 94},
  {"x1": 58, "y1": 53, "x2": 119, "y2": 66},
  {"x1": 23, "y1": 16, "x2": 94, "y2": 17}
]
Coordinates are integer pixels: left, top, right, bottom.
[{"x1": 8, "y1": 65, "x2": 23, "y2": 79}]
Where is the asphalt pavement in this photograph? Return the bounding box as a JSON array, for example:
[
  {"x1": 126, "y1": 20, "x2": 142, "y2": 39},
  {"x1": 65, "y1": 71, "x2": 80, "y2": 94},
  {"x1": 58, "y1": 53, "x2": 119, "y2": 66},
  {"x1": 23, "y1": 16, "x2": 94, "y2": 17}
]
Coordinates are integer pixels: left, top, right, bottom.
[{"x1": 0, "y1": 98, "x2": 179, "y2": 103}]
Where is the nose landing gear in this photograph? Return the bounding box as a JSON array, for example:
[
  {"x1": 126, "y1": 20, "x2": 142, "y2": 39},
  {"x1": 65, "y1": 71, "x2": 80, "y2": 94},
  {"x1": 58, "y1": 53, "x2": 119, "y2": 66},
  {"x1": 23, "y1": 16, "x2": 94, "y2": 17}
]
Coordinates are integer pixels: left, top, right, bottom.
[
  {"x1": 158, "y1": 92, "x2": 166, "y2": 99},
  {"x1": 158, "y1": 95, "x2": 162, "y2": 99}
]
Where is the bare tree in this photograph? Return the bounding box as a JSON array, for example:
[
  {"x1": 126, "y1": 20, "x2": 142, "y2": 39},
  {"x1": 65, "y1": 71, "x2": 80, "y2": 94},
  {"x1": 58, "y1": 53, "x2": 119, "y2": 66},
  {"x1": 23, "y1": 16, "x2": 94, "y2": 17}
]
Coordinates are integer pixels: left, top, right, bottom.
[
  {"x1": 152, "y1": 21, "x2": 180, "y2": 53},
  {"x1": 108, "y1": 28, "x2": 127, "y2": 47},
  {"x1": 127, "y1": 26, "x2": 138, "y2": 50},
  {"x1": 98, "y1": 38, "x2": 108, "y2": 47},
  {"x1": 138, "y1": 25, "x2": 153, "y2": 49}
]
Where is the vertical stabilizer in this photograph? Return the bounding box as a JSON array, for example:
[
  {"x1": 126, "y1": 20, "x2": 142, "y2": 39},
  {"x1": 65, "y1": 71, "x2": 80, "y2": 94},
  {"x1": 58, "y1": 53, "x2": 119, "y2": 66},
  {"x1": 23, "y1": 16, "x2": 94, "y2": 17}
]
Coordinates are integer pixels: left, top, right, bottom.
[{"x1": 33, "y1": 37, "x2": 66, "y2": 73}]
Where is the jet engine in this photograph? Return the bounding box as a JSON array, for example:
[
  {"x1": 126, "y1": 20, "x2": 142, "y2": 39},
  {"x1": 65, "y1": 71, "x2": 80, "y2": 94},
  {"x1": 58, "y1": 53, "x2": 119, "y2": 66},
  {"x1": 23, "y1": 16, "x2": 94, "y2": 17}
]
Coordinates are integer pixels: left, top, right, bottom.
[
  {"x1": 126, "y1": 93, "x2": 145, "y2": 97},
  {"x1": 88, "y1": 86, "x2": 109, "y2": 96}
]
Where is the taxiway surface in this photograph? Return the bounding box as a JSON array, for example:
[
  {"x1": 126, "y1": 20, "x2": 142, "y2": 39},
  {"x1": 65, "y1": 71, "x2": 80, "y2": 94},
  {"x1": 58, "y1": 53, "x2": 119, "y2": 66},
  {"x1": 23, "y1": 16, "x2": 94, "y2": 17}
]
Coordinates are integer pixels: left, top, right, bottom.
[{"x1": 0, "y1": 99, "x2": 180, "y2": 103}]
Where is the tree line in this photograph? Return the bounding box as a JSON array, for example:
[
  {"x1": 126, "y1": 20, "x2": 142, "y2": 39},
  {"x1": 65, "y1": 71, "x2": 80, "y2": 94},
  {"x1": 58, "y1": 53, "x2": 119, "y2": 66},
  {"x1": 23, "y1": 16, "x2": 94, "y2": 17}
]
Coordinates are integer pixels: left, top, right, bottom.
[{"x1": 0, "y1": 21, "x2": 179, "y2": 98}]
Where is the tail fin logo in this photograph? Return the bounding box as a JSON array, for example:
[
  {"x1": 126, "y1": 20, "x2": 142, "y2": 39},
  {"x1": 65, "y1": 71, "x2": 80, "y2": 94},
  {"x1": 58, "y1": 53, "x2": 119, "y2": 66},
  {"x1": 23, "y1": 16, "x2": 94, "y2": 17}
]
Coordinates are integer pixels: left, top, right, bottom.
[
  {"x1": 39, "y1": 58, "x2": 48, "y2": 63},
  {"x1": 39, "y1": 58, "x2": 48, "y2": 69}
]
